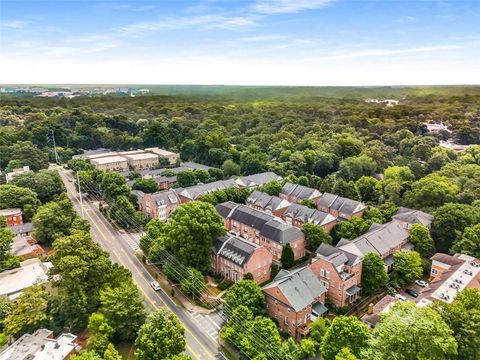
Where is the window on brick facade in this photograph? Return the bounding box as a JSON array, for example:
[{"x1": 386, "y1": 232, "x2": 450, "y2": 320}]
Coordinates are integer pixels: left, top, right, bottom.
[{"x1": 284, "y1": 317, "x2": 288, "y2": 325}]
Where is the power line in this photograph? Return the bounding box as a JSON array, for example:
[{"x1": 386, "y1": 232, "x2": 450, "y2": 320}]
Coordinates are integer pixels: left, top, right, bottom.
[{"x1": 76, "y1": 176, "x2": 298, "y2": 360}]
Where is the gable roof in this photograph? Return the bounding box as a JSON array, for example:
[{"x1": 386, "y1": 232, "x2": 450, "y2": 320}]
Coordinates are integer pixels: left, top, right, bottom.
[
  {"x1": 213, "y1": 234, "x2": 261, "y2": 266},
  {"x1": 284, "y1": 203, "x2": 337, "y2": 226},
  {"x1": 236, "y1": 172, "x2": 282, "y2": 188},
  {"x1": 281, "y1": 182, "x2": 321, "y2": 201},
  {"x1": 262, "y1": 266, "x2": 326, "y2": 312},
  {"x1": 338, "y1": 221, "x2": 410, "y2": 258},
  {"x1": 150, "y1": 190, "x2": 180, "y2": 206},
  {"x1": 316, "y1": 243, "x2": 360, "y2": 267},
  {"x1": 246, "y1": 191, "x2": 290, "y2": 212},
  {"x1": 216, "y1": 202, "x2": 303, "y2": 245},
  {"x1": 392, "y1": 207, "x2": 434, "y2": 226},
  {"x1": 318, "y1": 193, "x2": 366, "y2": 217},
  {"x1": 177, "y1": 179, "x2": 237, "y2": 200},
  {"x1": 8, "y1": 222, "x2": 34, "y2": 235}
]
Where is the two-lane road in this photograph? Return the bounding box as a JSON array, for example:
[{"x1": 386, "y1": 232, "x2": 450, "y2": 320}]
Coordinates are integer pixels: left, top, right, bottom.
[{"x1": 57, "y1": 167, "x2": 220, "y2": 360}]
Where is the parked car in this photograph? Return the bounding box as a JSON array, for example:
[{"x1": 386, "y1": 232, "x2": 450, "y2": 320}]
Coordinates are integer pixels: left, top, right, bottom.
[
  {"x1": 150, "y1": 281, "x2": 161, "y2": 291},
  {"x1": 395, "y1": 293, "x2": 407, "y2": 301},
  {"x1": 405, "y1": 288, "x2": 419, "y2": 297},
  {"x1": 415, "y1": 280, "x2": 428, "y2": 287}
]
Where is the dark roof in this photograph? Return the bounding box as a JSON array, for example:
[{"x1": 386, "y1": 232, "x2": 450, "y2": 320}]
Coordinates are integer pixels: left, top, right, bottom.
[
  {"x1": 316, "y1": 243, "x2": 360, "y2": 267},
  {"x1": 217, "y1": 202, "x2": 303, "y2": 245},
  {"x1": 281, "y1": 182, "x2": 321, "y2": 201},
  {"x1": 214, "y1": 235, "x2": 260, "y2": 266},
  {"x1": 246, "y1": 191, "x2": 289, "y2": 212},
  {"x1": 177, "y1": 179, "x2": 236, "y2": 200},
  {"x1": 393, "y1": 207, "x2": 434, "y2": 226},
  {"x1": 318, "y1": 193, "x2": 366, "y2": 217},
  {"x1": 284, "y1": 203, "x2": 336, "y2": 226},
  {"x1": 150, "y1": 190, "x2": 180, "y2": 206},
  {"x1": 8, "y1": 222, "x2": 34, "y2": 235}
]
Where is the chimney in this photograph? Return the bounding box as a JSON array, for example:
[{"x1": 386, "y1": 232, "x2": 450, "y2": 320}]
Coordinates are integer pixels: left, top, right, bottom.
[{"x1": 367, "y1": 303, "x2": 374, "y2": 315}]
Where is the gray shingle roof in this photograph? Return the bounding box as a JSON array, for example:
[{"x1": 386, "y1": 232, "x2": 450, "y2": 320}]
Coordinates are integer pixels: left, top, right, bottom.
[
  {"x1": 236, "y1": 172, "x2": 282, "y2": 188},
  {"x1": 318, "y1": 193, "x2": 366, "y2": 217},
  {"x1": 246, "y1": 191, "x2": 290, "y2": 212},
  {"x1": 216, "y1": 202, "x2": 303, "y2": 245},
  {"x1": 150, "y1": 190, "x2": 180, "y2": 206},
  {"x1": 8, "y1": 222, "x2": 34, "y2": 235},
  {"x1": 178, "y1": 179, "x2": 237, "y2": 200},
  {"x1": 213, "y1": 234, "x2": 260, "y2": 266},
  {"x1": 281, "y1": 183, "x2": 321, "y2": 201},
  {"x1": 316, "y1": 243, "x2": 360, "y2": 267},
  {"x1": 338, "y1": 221, "x2": 410, "y2": 258},
  {"x1": 392, "y1": 207, "x2": 434, "y2": 227},
  {"x1": 284, "y1": 203, "x2": 337, "y2": 226},
  {"x1": 263, "y1": 266, "x2": 327, "y2": 312}
]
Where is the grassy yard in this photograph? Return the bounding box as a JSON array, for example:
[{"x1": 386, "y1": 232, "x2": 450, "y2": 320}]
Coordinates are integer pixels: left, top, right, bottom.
[{"x1": 116, "y1": 342, "x2": 136, "y2": 360}]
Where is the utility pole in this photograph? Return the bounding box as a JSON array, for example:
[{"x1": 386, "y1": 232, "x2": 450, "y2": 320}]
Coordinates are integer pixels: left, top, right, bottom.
[{"x1": 77, "y1": 171, "x2": 84, "y2": 218}]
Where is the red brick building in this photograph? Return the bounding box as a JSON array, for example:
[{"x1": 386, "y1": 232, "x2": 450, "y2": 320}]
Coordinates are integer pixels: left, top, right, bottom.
[
  {"x1": 392, "y1": 207, "x2": 434, "y2": 231},
  {"x1": 310, "y1": 244, "x2": 363, "y2": 308},
  {"x1": 211, "y1": 234, "x2": 272, "y2": 284},
  {"x1": 279, "y1": 183, "x2": 322, "y2": 205},
  {"x1": 0, "y1": 208, "x2": 23, "y2": 226},
  {"x1": 262, "y1": 266, "x2": 327, "y2": 339},
  {"x1": 317, "y1": 193, "x2": 366, "y2": 220},
  {"x1": 246, "y1": 191, "x2": 291, "y2": 217},
  {"x1": 135, "y1": 190, "x2": 180, "y2": 220},
  {"x1": 282, "y1": 203, "x2": 337, "y2": 232},
  {"x1": 216, "y1": 202, "x2": 306, "y2": 263}
]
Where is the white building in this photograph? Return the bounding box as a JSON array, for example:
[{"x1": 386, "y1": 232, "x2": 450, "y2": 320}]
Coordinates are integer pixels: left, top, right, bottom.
[
  {"x1": 6, "y1": 166, "x2": 31, "y2": 183},
  {"x1": 145, "y1": 147, "x2": 180, "y2": 165},
  {"x1": 0, "y1": 329, "x2": 79, "y2": 360},
  {"x1": 0, "y1": 258, "x2": 53, "y2": 300}
]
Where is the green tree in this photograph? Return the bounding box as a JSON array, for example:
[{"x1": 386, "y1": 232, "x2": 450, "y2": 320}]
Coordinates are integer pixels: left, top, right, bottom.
[
  {"x1": 320, "y1": 316, "x2": 371, "y2": 360},
  {"x1": 103, "y1": 343, "x2": 122, "y2": 360},
  {"x1": 240, "y1": 146, "x2": 267, "y2": 175},
  {"x1": 361, "y1": 253, "x2": 389, "y2": 295},
  {"x1": 355, "y1": 176, "x2": 380, "y2": 203},
  {"x1": 433, "y1": 203, "x2": 478, "y2": 253},
  {"x1": 433, "y1": 289, "x2": 480, "y2": 360},
  {"x1": 261, "y1": 180, "x2": 283, "y2": 196},
  {"x1": 10, "y1": 170, "x2": 64, "y2": 203},
  {"x1": 4, "y1": 286, "x2": 49, "y2": 337},
  {"x1": 50, "y1": 230, "x2": 122, "y2": 329},
  {"x1": 451, "y1": 224, "x2": 480, "y2": 258},
  {"x1": 223, "y1": 280, "x2": 266, "y2": 316},
  {"x1": 300, "y1": 199, "x2": 317, "y2": 209},
  {"x1": 176, "y1": 171, "x2": 198, "y2": 188},
  {"x1": 71, "y1": 351, "x2": 103, "y2": 360},
  {"x1": 100, "y1": 282, "x2": 146, "y2": 341},
  {"x1": 241, "y1": 316, "x2": 282, "y2": 360},
  {"x1": 110, "y1": 195, "x2": 147, "y2": 229},
  {"x1": 0, "y1": 184, "x2": 40, "y2": 221},
  {"x1": 301, "y1": 223, "x2": 332, "y2": 252},
  {"x1": 310, "y1": 317, "x2": 329, "y2": 346},
  {"x1": 409, "y1": 224, "x2": 434, "y2": 258},
  {"x1": 9, "y1": 141, "x2": 49, "y2": 171},
  {"x1": 0, "y1": 227, "x2": 14, "y2": 265},
  {"x1": 338, "y1": 155, "x2": 376, "y2": 181},
  {"x1": 393, "y1": 250, "x2": 423, "y2": 285},
  {"x1": 332, "y1": 179, "x2": 359, "y2": 200},
  {"x1": 300, "y1": 338, "x2": 317, "y2": 359},
  {"x1": 0, "y1": 296, "x2": 12, "y2": 330},
  {"x1": 281, "y1": 243, "x2": 295, "y2": 269},
  {"x1": 160, "y1": 202, "x2": 226, "y2": 272},
  {"x1": 335, "y1": 348, "x2": 358, "y2": 360},
  {"x1": 100, "y1": 172, "x2": 131, "y2": 200},
  {"x1": 32, "y1": 195, "x2": 77, "y2": 244},
  {"x1": 180, "y1": 267, "x2": 205, "y2": 300},
  {"x1": 135, "y1": 309, "x2": 186, "y2": 360},
  {"x1": 222, "y1": 159, "x2": 240, "y2": 177},
  {"x1": 132, "y1": 178, "x2": 158, "y2": 193},
  {"x1": 403, "y1": 174, "x2": 459, "y2": 210},
  {"x1": 363, "y1": 301, "x2": 457, "y2": 360},
  {"x1": 87, "y1": 313, "x2": 115, "y2": 355}
]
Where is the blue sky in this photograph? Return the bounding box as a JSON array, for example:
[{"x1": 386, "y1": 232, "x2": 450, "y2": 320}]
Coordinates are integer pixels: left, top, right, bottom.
[{"x1": 1, "y1": 0, "x2": 479, "y2": 85}]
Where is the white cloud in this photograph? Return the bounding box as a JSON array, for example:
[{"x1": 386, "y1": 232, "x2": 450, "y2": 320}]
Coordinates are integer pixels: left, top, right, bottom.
[
  {"x1": 1, "y1": 20, "x2": 31, "y2": 29},
  {"x1": 252, "y1": 0, "x2": 335, "y2": 14},
  {"x1": 119, "y1": 14, "x2": 259, "y2": 35},
  {"x1": 238, "y1": 34, "x2": 287, "y2": 42}
]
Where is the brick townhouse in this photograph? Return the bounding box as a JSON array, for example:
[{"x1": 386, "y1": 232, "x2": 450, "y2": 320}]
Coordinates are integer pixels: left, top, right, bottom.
[
  {"x1": 279, "y1": 183, "x2": 322, "y2": 204},
  {"x1": 234, "y1": 172, "x2": 283, "y2": 188},
  {"x1": 0, "y1": 208, "x2": 23, "y2": 226},
  {"x1": 336, "y1": 221, "x2": 412, "y2": 272},
  {"x1": 135, "y1": 190, "x2": 180, "y2": 220},
  {"x1": 317, "y1": 193, "x2": 366, "y2": 220},
  {"x1": 310, "y1": 243, "x2": 363, "y2": 307},
  {"x1": 176, "y1": 179, "x2": 237, "y2": 203},
  {"x1": 392, "y1": 207, "x2": 434, "y2": 230},
  {"x1": 216, "y1": 202, "x2": 306, "y2": 262},
  {"x1": 246, "y1": 191, "x2": 291, "y2": 217},
  {"x1": 211, "y1": 234, "x2": 272, "y2": 284},
  {"x1": 262, "y1": 266, "x2": 327, "y2": 339},
  {"x1": 282, "y1": 203, "x2": 337, "y2": 232}
]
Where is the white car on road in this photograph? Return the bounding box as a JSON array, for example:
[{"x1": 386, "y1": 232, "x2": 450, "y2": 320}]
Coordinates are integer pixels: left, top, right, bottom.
[{"x1": 150, "y1": 281, "x2": 161, "y2": 291}]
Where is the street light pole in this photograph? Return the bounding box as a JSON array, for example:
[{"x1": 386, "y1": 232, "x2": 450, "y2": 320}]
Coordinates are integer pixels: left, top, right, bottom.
[{"x1": 77, "y1": 171, "x2": 84, "y2": 218}]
